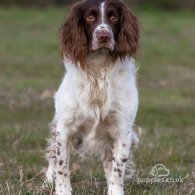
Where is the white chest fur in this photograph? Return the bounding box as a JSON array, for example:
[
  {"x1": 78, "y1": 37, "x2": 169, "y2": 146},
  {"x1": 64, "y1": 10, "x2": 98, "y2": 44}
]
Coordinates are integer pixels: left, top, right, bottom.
[
  {"x1": 53, "y1": 55, "x2": 138, "y2": 154},
  {"x1": 57, "y1": 55, "x2": 134, "y2": 114}
]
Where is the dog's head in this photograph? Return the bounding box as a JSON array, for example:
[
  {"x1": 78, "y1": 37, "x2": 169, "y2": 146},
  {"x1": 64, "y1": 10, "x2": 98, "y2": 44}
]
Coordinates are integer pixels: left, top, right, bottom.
[{"x1": 61, "y1": 0, "x2": 139, "y2": 68}]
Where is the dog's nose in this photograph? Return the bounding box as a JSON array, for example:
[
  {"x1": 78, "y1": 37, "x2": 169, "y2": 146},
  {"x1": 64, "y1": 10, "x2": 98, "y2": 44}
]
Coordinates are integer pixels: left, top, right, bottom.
[{"x1": 97, "y1": 31, "x2": 111, "y2": 43}]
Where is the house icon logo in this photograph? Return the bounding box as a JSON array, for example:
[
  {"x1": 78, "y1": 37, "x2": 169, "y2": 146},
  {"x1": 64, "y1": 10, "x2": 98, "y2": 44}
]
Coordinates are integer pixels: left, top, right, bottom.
[{"x1": 149, "y1": 164, "x2": 170, "y2": 177}]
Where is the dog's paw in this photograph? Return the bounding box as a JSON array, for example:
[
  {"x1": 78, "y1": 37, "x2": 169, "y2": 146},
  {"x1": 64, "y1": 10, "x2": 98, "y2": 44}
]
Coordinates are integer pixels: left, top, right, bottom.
[
  {"x1": 55, "y1": 188, "x2": 72, "y2": 195},
  {"x1": 55, "y1": 181, "x2": 72, "y2": 195},
  {"x1": 46, "y1": 165, "x2": 54, "y2": 183},
  {"x1": 108, "y1": 184, "x2": 124, "y2": 195}
]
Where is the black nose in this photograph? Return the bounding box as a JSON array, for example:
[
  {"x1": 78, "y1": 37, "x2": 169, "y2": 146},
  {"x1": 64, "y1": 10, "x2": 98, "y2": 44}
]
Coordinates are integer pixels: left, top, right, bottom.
[{"x1": 97, "y1": 32, "x2": 111, "y2": 43}]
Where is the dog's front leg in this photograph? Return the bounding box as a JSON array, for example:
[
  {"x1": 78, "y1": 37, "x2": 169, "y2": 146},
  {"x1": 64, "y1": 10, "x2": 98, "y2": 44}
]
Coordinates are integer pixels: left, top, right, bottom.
[
  {"x1": 55, "y1": 121, "x2": 72, "y2": 195},
  {"x1": 108, "y1": 130, "x2": 133, "y2": 195},
  {"x1": 101, "y1": 147, "x2": 113, "y2": 186}
]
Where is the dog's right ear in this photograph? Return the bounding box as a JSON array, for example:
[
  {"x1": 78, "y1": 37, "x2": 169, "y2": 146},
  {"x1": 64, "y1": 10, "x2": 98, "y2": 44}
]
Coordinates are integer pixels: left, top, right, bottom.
[{"x1": 60, "y1": 3, "x2": 88, "y2": 68}]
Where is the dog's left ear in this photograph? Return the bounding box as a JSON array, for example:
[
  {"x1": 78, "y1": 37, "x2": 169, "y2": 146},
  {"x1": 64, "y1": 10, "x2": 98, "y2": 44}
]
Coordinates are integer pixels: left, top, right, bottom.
[
  {"x1": 60, "y1": 3, "x2": 88, "y2": 68},
  {"x1": 115, "y1": 3, "x2": 139, "y2": 59}
]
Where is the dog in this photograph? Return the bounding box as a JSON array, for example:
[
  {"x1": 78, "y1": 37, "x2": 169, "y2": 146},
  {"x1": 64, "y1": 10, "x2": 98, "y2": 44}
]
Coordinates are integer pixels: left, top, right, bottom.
[{"x1": 46, "y1": 0, "x2": 140, "y2": 194}]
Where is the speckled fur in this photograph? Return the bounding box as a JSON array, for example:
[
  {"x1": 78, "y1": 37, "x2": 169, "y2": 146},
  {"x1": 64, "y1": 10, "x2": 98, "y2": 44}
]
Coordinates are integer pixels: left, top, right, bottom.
[
  {"x1": 45, "y1": 0, "x2": 140, "y2": 194},
  {"x1": 45, "y1": 53, "x2": 139, "y2": 195}
]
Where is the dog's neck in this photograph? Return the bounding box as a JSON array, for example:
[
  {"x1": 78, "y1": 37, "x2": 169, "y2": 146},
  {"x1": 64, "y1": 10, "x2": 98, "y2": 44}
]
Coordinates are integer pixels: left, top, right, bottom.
[{"x1": 85, "y1": 50, "x2": 114, "y2": 77}]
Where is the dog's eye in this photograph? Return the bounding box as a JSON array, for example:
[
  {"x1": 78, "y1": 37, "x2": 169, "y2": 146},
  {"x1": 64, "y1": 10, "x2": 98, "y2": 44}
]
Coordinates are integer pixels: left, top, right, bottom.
[
  {"x1": 110, "y1": 16, "x2": 118, "y2": 22},
  {"x1": 86, "y1": 15, "x2": 96, "y2": 22}
]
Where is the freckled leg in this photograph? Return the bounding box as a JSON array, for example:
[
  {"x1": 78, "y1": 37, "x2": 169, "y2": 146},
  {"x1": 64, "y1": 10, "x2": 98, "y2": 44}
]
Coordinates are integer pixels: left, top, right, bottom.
[
  {"x1": 55, "y1": 122, "x2": 72, "y2": 195},
  {"x1": 46, "y1": 121, "x2": 57, "y2": 183},
  {"x1": 108, "y1": 131, "x2": 133, "y2": 195},
  {"x1": 101, "y1": 146, "x2": 112, "y2": 186}
]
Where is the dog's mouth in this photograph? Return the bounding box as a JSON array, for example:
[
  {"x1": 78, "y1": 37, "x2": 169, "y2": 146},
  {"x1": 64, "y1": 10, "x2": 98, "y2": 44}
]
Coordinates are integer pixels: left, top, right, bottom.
[
  {"x1": 91, "y1": 45, "x2": 114, "y2": 53},
  {"x1": 90, "y1": 48, "x2": 113, "y2": 57},
  {"x1": 95, "y1": 47, "x2": 110, "y2": 52},
  {"x1": 91, "y1": 38, "x2": 115, "y2": 52}
]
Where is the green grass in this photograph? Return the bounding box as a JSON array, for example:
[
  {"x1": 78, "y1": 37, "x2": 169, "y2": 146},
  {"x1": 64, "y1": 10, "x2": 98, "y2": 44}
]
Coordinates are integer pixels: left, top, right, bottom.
[{"x1": 0, "y1": 7, "x2": 195, "y2": 194}]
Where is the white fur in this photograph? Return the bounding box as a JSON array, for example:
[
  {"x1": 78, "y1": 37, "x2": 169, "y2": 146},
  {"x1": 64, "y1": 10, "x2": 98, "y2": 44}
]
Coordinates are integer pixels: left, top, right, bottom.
[
  {"x1": 101, "y1": 2, "x2": 105, "y2": 23},
  {"x1": 46, "y1": 53, "x2": 139, "y2": 195}
]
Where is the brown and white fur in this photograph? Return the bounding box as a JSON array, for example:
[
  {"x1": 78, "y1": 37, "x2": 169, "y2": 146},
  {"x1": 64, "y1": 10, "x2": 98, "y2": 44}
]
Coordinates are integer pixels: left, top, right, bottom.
[{"x1": 45, "y1": 0, "x2": 140, "y2": 194}]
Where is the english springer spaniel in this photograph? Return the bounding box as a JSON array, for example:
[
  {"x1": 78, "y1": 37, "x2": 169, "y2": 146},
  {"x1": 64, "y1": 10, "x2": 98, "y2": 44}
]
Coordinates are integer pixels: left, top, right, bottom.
[{"x1": 46, "y1": 0, "x2": 140, "y2": 194}]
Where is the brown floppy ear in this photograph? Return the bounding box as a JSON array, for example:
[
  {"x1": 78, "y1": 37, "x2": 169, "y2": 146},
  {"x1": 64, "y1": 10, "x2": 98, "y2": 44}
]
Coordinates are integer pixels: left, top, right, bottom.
[
  {"x1": 60, "y1": 3, "x2": 88, "y2": 68},
  {"x1": 115, "y1": 3, "x2": 139, "y2": 59}
]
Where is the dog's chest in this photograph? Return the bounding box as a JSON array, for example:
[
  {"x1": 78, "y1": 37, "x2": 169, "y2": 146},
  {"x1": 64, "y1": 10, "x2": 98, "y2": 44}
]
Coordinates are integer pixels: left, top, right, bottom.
[{"x1": 78, "y1": 72, "x2": 114, "y2": 120}]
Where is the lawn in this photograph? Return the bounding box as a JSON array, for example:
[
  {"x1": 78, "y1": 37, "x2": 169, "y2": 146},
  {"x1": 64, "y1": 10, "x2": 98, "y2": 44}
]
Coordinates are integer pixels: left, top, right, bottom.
[{"x1": 0, "y1": 6, "x2": 194, "y2": 195}]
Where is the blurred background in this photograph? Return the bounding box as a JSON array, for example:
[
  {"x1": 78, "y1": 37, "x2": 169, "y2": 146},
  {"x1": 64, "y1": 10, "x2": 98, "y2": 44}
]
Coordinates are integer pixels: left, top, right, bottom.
[
  {"x1": 0, "y1": 0, "x2": 194, "y2": 194},
  {"x1": 0, "y1": 0, "x2": 195, "y2": 9}
]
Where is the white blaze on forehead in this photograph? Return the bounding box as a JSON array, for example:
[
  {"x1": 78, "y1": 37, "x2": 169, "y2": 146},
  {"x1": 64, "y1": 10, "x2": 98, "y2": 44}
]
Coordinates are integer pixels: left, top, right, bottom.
[
  {"x1": 100, "y1": 2, "x2": 105, "y2": 23},
  {"x1": 91, "y1": 1, "x2": 115, "y2": 51}
]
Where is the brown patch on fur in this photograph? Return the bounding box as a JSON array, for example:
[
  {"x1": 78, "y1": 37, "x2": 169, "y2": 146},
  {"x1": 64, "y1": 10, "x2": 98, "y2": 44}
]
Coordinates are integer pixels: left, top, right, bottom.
[
  {"x1": 57, "y1": 147, "x2": 60, "y2": 156},
  {"x1": 60, "y1": 2, "x2": 88, "y2": 69},
  {"x1": 111, "y1": 0, "x2": 139, "y2": 60},
  {"x1": 121, "y1": 158, "x2": 128, "y2": 163},
  {"x1": 59, "y1": 160, "x2": 63, "y2": 166}
]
